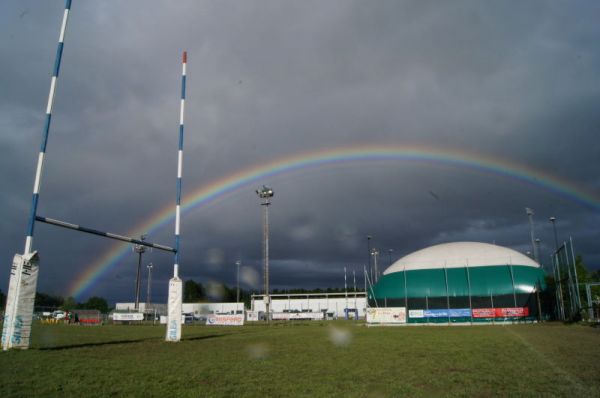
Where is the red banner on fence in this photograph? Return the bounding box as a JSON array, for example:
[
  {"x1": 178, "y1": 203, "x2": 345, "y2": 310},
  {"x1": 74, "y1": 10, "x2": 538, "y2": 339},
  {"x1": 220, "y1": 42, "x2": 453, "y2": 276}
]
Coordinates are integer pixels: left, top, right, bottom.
[
  {"x1": 495, "y1": 307, "x2": 529, "y2": 317},
  {"x1": 472, "y1": 308, "x2": 495, "y2": 318},
  {"x1": 472, "y1": 307, "x2": 529, "y2": 318}
]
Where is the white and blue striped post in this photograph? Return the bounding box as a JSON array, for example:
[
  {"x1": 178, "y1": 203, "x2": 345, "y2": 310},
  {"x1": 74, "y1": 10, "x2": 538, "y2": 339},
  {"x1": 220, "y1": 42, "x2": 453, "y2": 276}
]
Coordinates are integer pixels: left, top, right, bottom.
[
  {"x1": 174, "y1": 51, "x2": 186, "y2": 278},
  {"x1": 166, "y1": 51, "x2": 187, "y2": 342},
  {"x1": 26, "y1": 0, "x2": 71, "y2": 255},
  {"x1": 2, "y1": 0, "x2": 72, "y2": 351}
]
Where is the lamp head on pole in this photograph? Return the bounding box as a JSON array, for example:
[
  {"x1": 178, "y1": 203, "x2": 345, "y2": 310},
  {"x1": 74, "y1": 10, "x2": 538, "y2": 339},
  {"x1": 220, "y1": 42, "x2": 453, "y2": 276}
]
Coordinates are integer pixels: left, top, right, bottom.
[{"x1": 256, "y1": 185, "x2": 274, "y2": 199}]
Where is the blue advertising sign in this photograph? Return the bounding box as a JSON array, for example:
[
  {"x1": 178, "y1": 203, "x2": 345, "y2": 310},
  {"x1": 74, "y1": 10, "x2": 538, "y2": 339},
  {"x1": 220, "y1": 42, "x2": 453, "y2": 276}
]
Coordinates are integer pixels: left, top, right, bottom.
[
  {"x1": 423, "y1": 308, "x2": 471, "y2": 318},
  {"x1": 423, "y1": 309, "x2": 448, "y2": 318},
  {"x1": 449, "y1": 308, "x2": 471, "y2": 317}
]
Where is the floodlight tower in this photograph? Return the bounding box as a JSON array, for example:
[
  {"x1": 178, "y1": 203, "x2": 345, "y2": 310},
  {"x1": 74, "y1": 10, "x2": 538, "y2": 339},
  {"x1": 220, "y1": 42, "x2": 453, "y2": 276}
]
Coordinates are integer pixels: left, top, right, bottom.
[
  {"x1": 367, "y1": 235, "x2": 372, "y2": 281},
  {"x1": 235, "y1": 260, "x2": 241, "y2": 303},
  {"x1": 146, "y1": 262, "x2": 153, "y2": 306},
  {"x1": 535, "y1": 238, "x2": 542, "y2": 269},
  {"x1": 525, "y1": 208, "x2": 539, "y2": 263},
  {"x1": 549, "y1": 217, "x2": 559, "y2": 252},
  {"x1": 371, "y1": 248, "x2": 380, "y2": 283},
  {"x1": 134, "y1": 234, "x2": 147, "y2": 311},
  {"x1": 256, "y1": 185, "x2": 274, "y2": 321}
]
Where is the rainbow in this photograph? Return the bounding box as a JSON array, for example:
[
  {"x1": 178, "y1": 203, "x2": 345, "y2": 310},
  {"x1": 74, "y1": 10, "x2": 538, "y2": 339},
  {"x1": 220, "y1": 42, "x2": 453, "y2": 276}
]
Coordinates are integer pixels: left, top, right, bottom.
[{"x1": 68, "y1": 144, "x2": 600, "y2": 299}]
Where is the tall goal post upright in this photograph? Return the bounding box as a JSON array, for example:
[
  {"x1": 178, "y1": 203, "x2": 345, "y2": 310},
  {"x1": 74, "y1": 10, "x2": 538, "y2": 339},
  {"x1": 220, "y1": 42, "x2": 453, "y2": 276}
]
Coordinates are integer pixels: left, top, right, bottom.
[
  {"x1": 166, "y1": 51, "x2": 187, "y2": 342},
  {"x1": 2, "y1": 0, "x2": 72, "y2": 351}
]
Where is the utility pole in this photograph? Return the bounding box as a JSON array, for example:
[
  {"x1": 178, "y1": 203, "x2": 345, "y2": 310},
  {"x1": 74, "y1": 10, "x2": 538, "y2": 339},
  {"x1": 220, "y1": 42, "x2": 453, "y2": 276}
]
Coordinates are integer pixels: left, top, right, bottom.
[
  {"x1": 134, "y1": 234, "x2": 147, "y2": 311},
  {"x1": 256, "y1": 186, "x2": 273, "y2": 322},
  {"x1": 236, "y1": 260, "x2": 241, "y2": 303},
  {"x1": 146, "y1": 262, "x2": 153, "y2": 307},
  {"x1": 344, "y1": 266, "x2": 348, "y2": 319}
]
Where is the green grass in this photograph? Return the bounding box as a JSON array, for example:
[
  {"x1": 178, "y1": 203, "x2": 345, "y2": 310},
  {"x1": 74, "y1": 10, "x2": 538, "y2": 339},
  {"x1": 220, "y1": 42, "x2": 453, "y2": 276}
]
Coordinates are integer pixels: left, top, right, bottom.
[{"x1": 1, "y1": 322, "x2": 599, "y2": 397}]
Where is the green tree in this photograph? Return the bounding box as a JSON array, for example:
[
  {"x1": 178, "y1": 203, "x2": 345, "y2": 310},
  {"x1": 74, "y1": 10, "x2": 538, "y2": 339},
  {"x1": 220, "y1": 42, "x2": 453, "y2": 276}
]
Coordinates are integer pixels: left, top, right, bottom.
[
  {"x1": 183, "y1": 280, "x2": 205, "y2": 302},
  {"x1": 81, "y1": 296, "x2": 109, "y2": 313},
  {"x1": 61, "y1": 296, "x2": 77, "y2": 311},
  {"x1": 35, "y1": 292, "x2": 64, "y2": 309},
  {"x1": 0, "y1": 289, "x2": 5, "y2": 309},
  {"x1": 575, "y1": 255, "x2": 589, "y2": 283}
]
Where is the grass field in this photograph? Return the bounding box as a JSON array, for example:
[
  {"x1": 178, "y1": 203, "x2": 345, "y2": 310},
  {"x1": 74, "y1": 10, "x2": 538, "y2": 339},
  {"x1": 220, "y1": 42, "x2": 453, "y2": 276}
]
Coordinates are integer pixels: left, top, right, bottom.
[{"x1": 1, "y1": 322, "x2": 599, "y2": 397}]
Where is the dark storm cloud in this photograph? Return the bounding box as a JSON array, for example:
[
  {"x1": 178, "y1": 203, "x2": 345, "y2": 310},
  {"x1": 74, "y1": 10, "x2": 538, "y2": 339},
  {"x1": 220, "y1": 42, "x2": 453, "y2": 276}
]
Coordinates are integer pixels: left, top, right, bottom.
[{"x1": 1, "y1": 1, "x2": 599, "y2": 302}]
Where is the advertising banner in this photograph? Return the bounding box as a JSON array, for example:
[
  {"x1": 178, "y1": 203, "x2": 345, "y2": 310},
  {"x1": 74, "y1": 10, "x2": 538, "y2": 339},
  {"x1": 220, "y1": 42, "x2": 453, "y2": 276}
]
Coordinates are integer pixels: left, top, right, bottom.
[
  {"x1": 290, "y1": 312, "x2": 324, "y2": 320},
  {"x1": 495, "y1": 307, "x2": 529, "y2": 317},
  {"x1": 472, "y1": 307, "x2": 529, "y2": 318},
  {"x1": 272, "y1": 312, "x2": 325, "y2": 321},
  {"x1": 113, "y1": 313, "x2": 144, "y2": 321},
  {"x1": 448, "y1": 308, "x2": 471, "y2": 317},
  {"x1": 166, "y1": 277, "x2": 182, "y2": 342},
  {"x1": 206, "y1": 314, "x2": 244, "y2": 326},
  {"x1": 411, "y1": 308, "x2": 471, "y2": 319},
  {"x1": 2, "y1": 252, "x2": 39, "y2": 350},
  {"x1": 423, "y1": 309, "x2": 449, "y2": 318},
  {"x1": 271, "y1": 312, "x2": 290, "y2": 320},
  {"x1": 366, "y1": 307, "x2": 406, "y2": 324},
  {"x1": 472, "y1": 308, "x2": 495, "y2": 318}
]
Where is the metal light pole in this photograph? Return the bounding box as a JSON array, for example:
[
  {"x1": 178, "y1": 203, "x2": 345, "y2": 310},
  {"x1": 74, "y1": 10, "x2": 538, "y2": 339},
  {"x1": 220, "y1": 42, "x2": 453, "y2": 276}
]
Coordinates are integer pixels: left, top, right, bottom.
[
  {"x1": 236, "y1": 260, "x2": 241, "y2": 303},
  {"x1": 134, "y1": 234, "x2": 147, "y2": 311},
  {"x1": 535, "y1": 238, "x2": 542, "y2": 270},
  {"x1": 549, "y1": 217, "x2": 565, "y2": 320},
  {"x1": 146, "y1": 263, "x2": 153, "y2": 307},
  {"x1": 256, "y1": 185, "x2": 273, "y2": 322},
  {"x1": 525, "y1": 208, "x2": 539, "y2": 263},
  {"x1": 371, "y1": 248, "x2": 380, "y2": 283},
  {"x1": 367, "y1": 235, "x2": 372, "y2": 282},
  {"x1": 344, "y1": 266, "x2": 348, "y2": 319},
  {"x1": 388, "y1": 249, "x2": 394, "y2": 267},
  {"x1": 549, "y1": 217, "x2": 559, "y2": 252}
]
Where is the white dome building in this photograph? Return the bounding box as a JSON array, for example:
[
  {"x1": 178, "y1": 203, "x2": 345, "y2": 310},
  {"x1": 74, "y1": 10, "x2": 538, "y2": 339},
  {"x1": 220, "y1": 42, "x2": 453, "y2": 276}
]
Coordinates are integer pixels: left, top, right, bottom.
[{"x1": 370, "y1": 242, "x2": 546, "y2": 323}]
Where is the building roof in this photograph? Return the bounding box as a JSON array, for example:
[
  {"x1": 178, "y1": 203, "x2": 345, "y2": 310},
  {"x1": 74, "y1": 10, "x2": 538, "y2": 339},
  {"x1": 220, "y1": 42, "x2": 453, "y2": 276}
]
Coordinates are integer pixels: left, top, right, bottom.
[{"x1": 383, "y1": 241, "x2": 540, "y2": 274}]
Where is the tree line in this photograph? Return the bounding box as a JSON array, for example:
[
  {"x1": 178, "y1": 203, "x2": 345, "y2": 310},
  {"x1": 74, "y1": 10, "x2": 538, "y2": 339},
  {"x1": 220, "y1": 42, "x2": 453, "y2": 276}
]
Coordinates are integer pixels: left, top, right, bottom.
[{"x1": 29, "y1": 292, "x2": 109, "y2": 314}]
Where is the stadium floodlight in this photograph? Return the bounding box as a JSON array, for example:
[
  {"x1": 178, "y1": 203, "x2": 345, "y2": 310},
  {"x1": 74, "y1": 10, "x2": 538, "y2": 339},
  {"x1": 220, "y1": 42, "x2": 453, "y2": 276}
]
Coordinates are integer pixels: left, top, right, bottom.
[
  {"x1": 549, "y1": 217, "x2": 559, "y2": 253},
  {"x1": 256, "y1": 185, "x2": 274, "y2": 199},
  {"x1": 236, "y1": 260, "x2": 241, "y2": 303},
  {"x1": 256, "y1": 186, "x2": 273, "y2": 321},
  {"x1": 371, "y1": 248, "x2": 380, "y2": 283},
  {"x1": 367, "y1": 236, "x2": 372, "y2": 282},
  {"x1": 535, "y1": 238, "x2": 543, "y2": 270},
  {"x1": 525, "y1": 208, "x2": 539, "y2": 263}
]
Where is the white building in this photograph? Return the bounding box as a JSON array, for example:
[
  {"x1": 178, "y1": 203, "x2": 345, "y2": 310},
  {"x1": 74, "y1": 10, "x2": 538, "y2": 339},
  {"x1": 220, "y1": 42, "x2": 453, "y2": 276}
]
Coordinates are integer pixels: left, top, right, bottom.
[
  {"x1": 251, "y1": 292, "x2": 367, "y2": 319},
  {"x1": 182, "y1": 302, "x2": 245, "y2": 316},
  {"x1": 115, "y1": 302, "x2": 167, "y2": 315},
  {"x1": 114, "y1": 302, "x2": 244, "y2": 317}
]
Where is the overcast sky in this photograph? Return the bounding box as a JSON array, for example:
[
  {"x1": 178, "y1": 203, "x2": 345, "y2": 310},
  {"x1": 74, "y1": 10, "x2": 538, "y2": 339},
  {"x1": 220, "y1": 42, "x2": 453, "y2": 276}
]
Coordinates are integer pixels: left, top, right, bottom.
[{"x1": 1, "y1": 1, "x2": 599, "y2": 304}]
